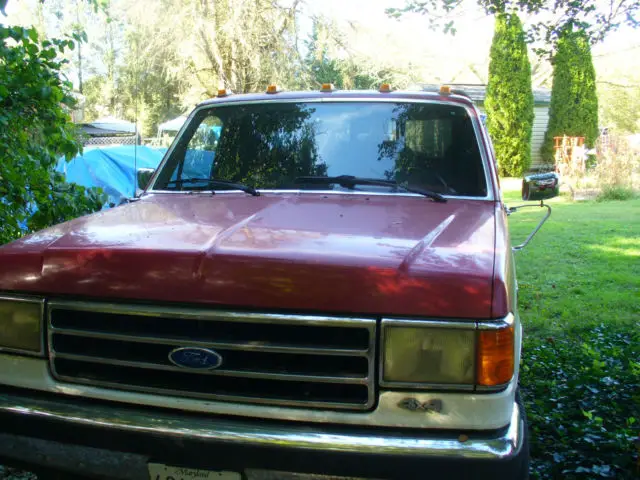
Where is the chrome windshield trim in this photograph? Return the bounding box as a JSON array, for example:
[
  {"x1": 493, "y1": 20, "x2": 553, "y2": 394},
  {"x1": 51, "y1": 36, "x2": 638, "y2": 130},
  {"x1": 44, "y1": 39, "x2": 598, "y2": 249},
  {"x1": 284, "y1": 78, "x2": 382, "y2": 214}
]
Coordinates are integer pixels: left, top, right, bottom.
[
  {"x1": 147, "y1": 98, "x2": 494, "y2": 201},
  {"x1": 0, "y1": 294, "x2": 45, "y2": 357},
  {"x1": 144, "y1": 189, "x2": 492, "y2": 202},
  {"x1": 0, "y1": 389, "x2": 524, "y2": 461}
]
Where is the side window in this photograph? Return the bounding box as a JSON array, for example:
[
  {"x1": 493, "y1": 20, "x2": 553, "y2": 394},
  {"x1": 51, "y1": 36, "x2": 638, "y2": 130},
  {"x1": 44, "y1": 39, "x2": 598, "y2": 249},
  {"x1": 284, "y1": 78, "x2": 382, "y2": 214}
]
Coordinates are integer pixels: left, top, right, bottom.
[{"x1": 171, "y1": 115, "x2": 222, "y2": 181}]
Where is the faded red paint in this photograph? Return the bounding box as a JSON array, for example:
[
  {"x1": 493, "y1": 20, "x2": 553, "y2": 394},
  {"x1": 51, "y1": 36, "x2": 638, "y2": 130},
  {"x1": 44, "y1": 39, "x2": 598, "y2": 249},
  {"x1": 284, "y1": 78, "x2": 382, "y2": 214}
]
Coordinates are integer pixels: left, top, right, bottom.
[
  {"x1": 491, "y1": 203, "x2": 516, "y2": 319},
  {"x1": 0, "y1": 91, "x2": 513, "y2": 320},
  {"x1": 0, "y1": 193, "x2": 505, "y2": 318}
]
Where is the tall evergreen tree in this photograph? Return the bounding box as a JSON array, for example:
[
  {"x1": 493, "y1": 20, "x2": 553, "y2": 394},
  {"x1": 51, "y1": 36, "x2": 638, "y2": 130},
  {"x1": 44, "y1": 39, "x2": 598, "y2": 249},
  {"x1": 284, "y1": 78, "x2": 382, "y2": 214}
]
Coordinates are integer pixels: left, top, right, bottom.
[
  {"x1": 542, "y1": 29, "x2": 599, "y2": 164},
  {"x1": 485, "y1": 13, "x2": 534, "y2": 177}
]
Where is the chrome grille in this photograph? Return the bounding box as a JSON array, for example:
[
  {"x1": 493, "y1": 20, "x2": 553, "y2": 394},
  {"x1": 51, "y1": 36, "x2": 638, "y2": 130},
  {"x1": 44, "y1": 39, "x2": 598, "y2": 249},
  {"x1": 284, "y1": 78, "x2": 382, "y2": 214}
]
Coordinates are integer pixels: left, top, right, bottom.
[{"x1": 47, "y1": 301, "x2": 376, "y2": 410}]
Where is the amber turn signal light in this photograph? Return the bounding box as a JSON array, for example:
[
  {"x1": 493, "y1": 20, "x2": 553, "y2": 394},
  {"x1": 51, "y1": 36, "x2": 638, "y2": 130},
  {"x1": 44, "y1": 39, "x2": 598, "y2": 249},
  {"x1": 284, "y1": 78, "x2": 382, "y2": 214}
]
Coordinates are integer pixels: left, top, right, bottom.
[{"x1": 477, "y1": 326, "x2": 514, "y2": 386}]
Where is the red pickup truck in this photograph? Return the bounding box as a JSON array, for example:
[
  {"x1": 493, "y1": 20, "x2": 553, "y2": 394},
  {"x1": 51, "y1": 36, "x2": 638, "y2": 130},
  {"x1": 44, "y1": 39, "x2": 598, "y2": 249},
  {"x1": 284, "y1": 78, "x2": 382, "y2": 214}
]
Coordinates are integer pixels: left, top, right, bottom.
[{"x1": 0, "y1": 85, "x2": 558, "y2": 479}]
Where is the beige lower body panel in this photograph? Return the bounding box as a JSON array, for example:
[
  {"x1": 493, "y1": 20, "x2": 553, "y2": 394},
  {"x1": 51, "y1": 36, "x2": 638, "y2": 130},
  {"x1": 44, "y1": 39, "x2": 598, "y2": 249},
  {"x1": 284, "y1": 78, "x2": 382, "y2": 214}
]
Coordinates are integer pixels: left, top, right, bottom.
[{"x1": 0, "y1": 354, "x2": 516, "y2": 430}]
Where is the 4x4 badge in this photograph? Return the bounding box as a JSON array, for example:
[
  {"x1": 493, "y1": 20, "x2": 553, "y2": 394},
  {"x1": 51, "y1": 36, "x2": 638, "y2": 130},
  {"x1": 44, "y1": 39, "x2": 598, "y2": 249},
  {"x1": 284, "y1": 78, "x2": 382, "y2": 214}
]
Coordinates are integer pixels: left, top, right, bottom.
[{"x1": 398, "y1": 398, "x2": 443, "y2": 413}]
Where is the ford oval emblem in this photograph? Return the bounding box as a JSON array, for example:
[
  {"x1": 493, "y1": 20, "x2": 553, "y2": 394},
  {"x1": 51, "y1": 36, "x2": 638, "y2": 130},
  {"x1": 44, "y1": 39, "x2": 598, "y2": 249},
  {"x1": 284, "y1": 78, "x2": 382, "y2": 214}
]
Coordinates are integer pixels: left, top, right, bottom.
[{"x1": 168, "y1": 347, "x2": 223, "y2": 370}]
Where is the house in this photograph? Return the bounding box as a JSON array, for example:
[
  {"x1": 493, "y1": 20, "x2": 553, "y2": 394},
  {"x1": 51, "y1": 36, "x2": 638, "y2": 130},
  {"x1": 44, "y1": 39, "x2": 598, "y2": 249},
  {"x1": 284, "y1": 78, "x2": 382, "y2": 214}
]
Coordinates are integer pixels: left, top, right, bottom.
[
  {"x1": 68, "y1": 94, "x2": 139, "y2": 147},
  {"x1": 419, "y1": 84, "x2": 552, "y2": 171},
  {"x1": 78, "y1": 117, "x2": 139, "y2": 147}
]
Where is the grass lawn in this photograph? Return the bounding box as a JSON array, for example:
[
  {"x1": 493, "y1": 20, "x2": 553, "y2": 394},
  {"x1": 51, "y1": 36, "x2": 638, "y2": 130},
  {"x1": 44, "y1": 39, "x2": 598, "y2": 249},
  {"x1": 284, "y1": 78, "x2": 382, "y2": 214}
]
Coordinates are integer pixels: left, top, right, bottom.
[{"x1": 502, "y1": 179, "x2": 640, "y2": 479}]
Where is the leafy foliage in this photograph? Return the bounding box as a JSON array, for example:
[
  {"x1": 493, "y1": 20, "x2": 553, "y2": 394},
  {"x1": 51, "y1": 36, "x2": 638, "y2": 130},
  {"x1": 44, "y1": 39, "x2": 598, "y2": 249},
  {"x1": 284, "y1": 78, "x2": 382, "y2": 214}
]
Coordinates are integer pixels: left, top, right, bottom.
[
  {"x1": 117, "y1": 22, "x2": 187, "y2": 137},
  {"x1": 599, "y1": 83, "x2": 640, "y2": 134},
  {"x1": 521, "y1": 326, "x2": 639, "y2": 479},
  {"x1": 21, "y1": 0, "x2": 308, "y2": 136},
  {"x1": 542, "y1": 29, "x2": 599, "y2": 164},
  {"x1": 22, "y1": 2, "x2": 417, "y2": 137},
  {"x1": 0, "y1": 24, "x2": 104, "y2": 245},
  {"x1": 593, "y1": 145, "x2": 638, "y2": 196},
  {"x1": 387, "y1": 1, "x2": 640, "y2": 54},
  {"x1": 485, "y1": 13, "x2": 534, "y2": 176},
  {"x1": 175, "y1": 0, "x2": 303, "y2": 95},
  {"x1": 597, "y1": 186, "x2": 636, "y2": 202},
  {"x1": 304, "y1": 17, "x2": 394, "y2": 90},
  {"x1": 197, "y1": 104, "x2": 327, "y2": 188}
]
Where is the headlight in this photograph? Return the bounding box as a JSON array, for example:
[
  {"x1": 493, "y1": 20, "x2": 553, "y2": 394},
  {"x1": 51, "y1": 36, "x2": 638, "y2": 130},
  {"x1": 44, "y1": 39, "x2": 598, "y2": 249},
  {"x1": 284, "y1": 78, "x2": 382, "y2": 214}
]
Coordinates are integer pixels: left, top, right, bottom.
[
  {"x1": 381, "y1": 318, "x2": 514, "y2": 389},
  {"x1": 0, "y1": 297, "x2": 44, "y2": 354},
  {"x1": 383, "y1": 323, "x2": 475, "y2": 386}
]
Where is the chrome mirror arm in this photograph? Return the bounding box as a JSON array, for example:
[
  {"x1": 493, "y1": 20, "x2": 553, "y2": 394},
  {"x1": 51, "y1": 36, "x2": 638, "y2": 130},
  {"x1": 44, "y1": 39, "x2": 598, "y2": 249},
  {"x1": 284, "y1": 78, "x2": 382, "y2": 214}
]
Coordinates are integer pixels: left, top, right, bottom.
[{"x1": 507, "y1": 200, "x2": 552, "y2": 252}]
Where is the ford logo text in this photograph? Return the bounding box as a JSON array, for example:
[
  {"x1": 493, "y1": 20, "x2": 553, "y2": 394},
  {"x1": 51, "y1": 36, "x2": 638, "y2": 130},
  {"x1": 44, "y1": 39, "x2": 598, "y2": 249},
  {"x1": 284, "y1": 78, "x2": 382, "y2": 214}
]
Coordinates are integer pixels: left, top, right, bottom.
[{"x1": 168, "y1": 347, "x2": 223, "y2": 370}]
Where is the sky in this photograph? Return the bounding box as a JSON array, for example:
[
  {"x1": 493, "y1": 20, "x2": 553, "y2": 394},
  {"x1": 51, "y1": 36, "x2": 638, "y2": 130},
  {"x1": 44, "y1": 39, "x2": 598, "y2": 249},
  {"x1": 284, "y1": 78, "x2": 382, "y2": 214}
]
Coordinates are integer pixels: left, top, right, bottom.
[
  {"x1": 301, "y1": 0, "x2": 496, "y2": 83},
  {"x1": 301, "y1": 0, "x2": 640, "y2": 52},
  {"x1": 301, "y1": 0, "x2": 640, "y2": 85}
]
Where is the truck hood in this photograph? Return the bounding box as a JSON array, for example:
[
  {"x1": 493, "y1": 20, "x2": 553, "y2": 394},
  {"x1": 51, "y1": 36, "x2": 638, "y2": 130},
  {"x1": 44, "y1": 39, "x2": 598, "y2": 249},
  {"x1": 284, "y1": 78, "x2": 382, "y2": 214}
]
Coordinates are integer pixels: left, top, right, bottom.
[{"x1": 0, "y1": 193, "x2": 499, "y2": 318}]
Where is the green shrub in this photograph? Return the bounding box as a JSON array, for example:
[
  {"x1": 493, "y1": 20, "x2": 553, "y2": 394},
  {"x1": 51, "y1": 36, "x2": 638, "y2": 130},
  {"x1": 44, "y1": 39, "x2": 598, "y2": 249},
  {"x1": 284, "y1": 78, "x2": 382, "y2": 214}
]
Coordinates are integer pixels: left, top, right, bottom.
[
  {"x1": 597, "y1": 186, "x2": 636, "y2": 202},
  {"x1": 485, "y1": 13, "x2": 534, "y2": 177},
  {"x1": 0, "y1": 25, "x2": 105, "y2": 245},
  {"x1": 593, "y1": 142, "x2": 638, "y2": 201}
]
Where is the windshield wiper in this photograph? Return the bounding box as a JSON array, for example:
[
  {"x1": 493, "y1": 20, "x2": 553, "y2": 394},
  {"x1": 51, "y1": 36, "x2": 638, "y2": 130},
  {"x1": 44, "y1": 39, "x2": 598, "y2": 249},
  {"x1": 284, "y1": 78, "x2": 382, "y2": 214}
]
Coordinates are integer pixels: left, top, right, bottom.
[
  {"x1": 165, "y1": 178, "x2": 260, "y2": 196},
  {"x1": 294, "y1": 175, "x2": 446, "y2": 203}
]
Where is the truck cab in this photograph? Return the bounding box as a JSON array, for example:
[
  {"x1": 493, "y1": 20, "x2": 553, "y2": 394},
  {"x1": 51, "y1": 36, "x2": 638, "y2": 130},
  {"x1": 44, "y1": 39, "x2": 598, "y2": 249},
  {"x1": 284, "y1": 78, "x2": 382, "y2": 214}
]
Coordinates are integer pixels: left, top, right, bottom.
[{"x1": 0, "y1": 85, "x2": 531, "y2": 479}]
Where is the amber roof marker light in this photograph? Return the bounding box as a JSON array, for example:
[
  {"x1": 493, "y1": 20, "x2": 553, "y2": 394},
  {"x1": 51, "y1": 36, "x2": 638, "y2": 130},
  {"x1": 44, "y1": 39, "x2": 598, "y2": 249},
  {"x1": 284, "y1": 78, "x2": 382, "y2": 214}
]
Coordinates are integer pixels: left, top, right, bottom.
[
  {"x1": 439, "y1": 85, "x2": 452, "y2": 95},
  {"x1": 320, "y1": 83, "x2": 336, "y2": 92},
  {"x1": 379, "y1": 83, "x2": 392, "y2": 93},
  {"x1": 266, "y1": 84, "x2": 281, "y2": 94}
]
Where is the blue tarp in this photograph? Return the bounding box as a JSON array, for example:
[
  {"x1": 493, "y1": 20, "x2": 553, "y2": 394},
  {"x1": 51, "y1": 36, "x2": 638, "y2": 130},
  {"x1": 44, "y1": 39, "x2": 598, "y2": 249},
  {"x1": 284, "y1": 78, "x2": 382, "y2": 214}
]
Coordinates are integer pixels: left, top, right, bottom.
[{"x1": 56, "y1": 146, "x2": 166, "y2": 207}]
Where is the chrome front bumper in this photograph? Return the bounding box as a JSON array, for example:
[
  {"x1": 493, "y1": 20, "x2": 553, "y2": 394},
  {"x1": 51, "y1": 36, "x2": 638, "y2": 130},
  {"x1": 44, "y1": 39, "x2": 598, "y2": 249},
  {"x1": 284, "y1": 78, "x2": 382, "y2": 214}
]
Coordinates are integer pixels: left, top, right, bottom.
[{"x1": 0, "y1": 388, "x2": 526, "y2": 479}]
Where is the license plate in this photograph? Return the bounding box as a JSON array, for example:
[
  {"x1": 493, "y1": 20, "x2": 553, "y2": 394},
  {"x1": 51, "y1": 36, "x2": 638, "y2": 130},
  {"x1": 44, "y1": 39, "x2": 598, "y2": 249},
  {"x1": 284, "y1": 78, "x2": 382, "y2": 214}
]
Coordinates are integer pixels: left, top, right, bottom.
[{"x1": 148, "y1": 463, "x2": 242, "y2": 480}]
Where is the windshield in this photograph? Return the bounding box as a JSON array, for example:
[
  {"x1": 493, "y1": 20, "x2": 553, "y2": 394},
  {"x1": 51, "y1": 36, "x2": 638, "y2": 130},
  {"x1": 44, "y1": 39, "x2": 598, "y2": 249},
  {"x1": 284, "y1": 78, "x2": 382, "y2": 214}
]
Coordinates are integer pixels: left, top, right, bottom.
[{"x1": 153, "y1": 101, "x2": 488, "y2": 197}]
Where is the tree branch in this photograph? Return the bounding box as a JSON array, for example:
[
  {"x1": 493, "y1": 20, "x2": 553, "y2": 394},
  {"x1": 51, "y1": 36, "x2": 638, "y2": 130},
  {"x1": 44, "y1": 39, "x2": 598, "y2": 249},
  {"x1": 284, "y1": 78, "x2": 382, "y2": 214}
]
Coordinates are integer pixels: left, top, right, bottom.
[{"x1": 597, "y1": 80, "x2": 639, "y2": 89}]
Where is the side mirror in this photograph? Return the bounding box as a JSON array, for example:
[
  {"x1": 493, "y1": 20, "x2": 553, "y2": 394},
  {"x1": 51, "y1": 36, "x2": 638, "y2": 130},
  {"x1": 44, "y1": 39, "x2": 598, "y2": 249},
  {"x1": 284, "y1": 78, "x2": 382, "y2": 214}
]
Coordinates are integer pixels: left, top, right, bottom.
[
  {"x1": 521, "y1": 172, "x2": 559, "y2": 201},
  {"x1": 508, "y1": 172, "x2": 559, "y2": 251},
  {"x1": 136, "y1": 168, "x2": 155, "y2": 194}
]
